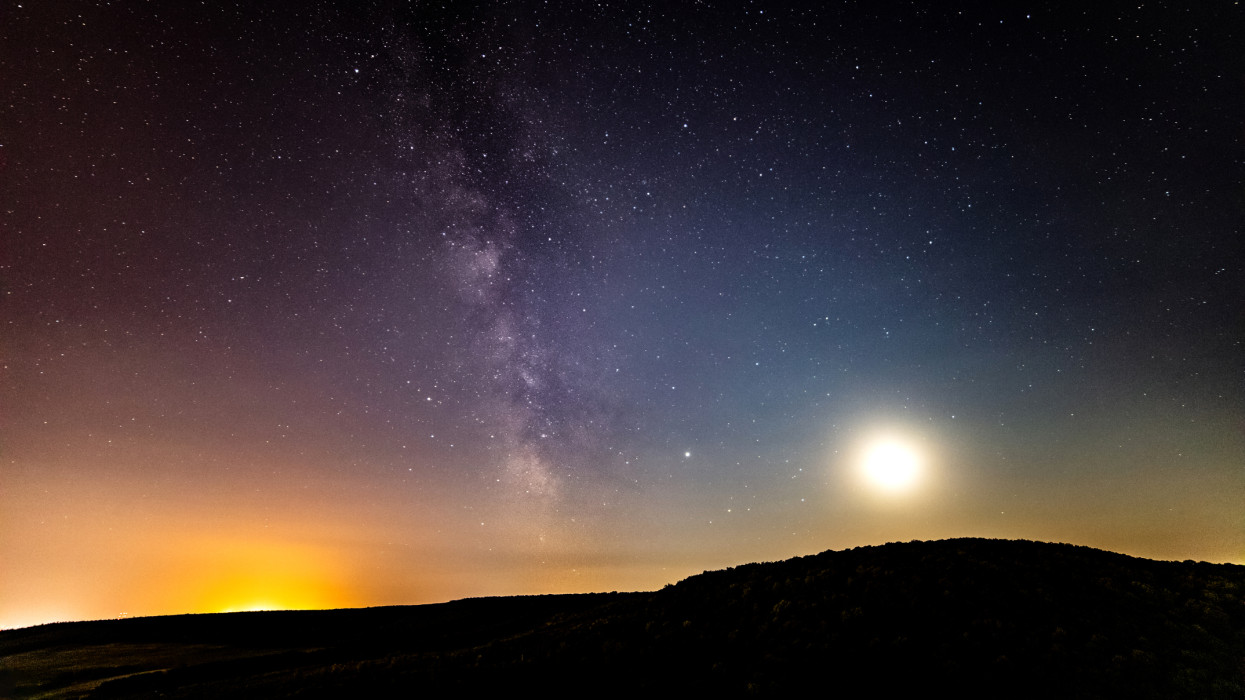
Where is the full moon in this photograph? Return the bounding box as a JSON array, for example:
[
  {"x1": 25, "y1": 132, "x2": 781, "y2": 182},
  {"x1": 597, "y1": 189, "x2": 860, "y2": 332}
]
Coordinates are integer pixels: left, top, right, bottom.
[{"x1": 859, "y1": 437, "x2": 924, "y2": 493}]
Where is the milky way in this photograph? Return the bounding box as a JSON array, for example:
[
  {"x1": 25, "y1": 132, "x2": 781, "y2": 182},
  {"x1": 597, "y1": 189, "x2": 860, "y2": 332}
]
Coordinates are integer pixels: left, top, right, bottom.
[{"x1": 3, "y1": 2, "x2": 1242, "y2": 628}]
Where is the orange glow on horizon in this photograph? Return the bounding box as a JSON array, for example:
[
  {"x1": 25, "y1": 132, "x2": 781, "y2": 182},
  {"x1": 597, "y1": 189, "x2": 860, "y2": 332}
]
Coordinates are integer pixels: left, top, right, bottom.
[{"x1": 179, "y1": 536, "x2": 358, "y2": 615}]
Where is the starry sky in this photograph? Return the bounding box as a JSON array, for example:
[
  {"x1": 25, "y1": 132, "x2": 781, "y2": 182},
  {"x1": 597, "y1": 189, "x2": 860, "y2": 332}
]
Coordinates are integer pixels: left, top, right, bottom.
[{"x1": 3, "y1": 2, "x2": 1242, "y2": 629}]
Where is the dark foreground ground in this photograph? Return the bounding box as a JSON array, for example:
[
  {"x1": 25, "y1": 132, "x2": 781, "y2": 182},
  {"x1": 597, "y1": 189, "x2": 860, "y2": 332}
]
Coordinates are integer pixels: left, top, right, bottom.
[{"x1": 3, "y1": 538, "x2": 1244, "y2": 699}]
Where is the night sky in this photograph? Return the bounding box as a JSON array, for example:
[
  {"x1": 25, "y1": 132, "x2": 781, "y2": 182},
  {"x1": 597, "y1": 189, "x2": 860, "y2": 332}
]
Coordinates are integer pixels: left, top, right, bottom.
[{"x1": 4, "y1": 2, "x2": 1242, "y2": 629}]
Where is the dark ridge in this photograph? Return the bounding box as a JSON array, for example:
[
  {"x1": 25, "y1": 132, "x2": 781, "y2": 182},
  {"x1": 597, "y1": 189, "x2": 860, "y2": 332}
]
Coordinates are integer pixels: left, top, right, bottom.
[{"x1": 3, "y1": 538, "x2": 1243, "y2": 699}]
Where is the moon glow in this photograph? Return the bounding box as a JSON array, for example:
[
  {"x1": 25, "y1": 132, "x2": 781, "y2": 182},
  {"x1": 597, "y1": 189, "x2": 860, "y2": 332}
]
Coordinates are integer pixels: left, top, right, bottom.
[{"x1": 860, "y1": 438, "x2": 924, "y2": 493}]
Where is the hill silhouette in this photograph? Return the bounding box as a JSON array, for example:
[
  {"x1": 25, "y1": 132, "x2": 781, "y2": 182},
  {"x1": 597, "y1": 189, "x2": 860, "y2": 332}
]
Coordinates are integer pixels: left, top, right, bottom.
[{"x1": 3, "y1": 538, "x2": 1243, "y2": 698}]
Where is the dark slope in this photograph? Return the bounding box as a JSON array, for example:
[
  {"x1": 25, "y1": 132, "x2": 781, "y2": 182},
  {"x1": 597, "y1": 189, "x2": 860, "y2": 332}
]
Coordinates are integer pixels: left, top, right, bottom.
[
  {"x1": 0, "y1": 593, "x2": 631, "y2": 699},
  {"x1": 4, "y1": 539, "x2": 1243, "y2": 699}
]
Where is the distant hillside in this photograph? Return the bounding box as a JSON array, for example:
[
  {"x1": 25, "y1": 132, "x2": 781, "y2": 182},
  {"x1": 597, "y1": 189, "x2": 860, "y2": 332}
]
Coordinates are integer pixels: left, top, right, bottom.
[{"x1": 3, "y1": 538, "x2": 1243, "y2": 698}]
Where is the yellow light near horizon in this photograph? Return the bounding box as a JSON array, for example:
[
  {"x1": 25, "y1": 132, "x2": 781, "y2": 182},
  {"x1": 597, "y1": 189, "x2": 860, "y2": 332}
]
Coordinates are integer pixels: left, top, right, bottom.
[
  {"x1": 220, "y1": 601, "x2": 285, "y2": 614},
  {"x1": 860, "y1": 438, "x2": 923, "y2": 493},
  {"x1": 179, "y1": 537, "x2": 355, "y2": 615},
  {"x1": 201, "y1": 569, "x2": 343, "y2": 615}
]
